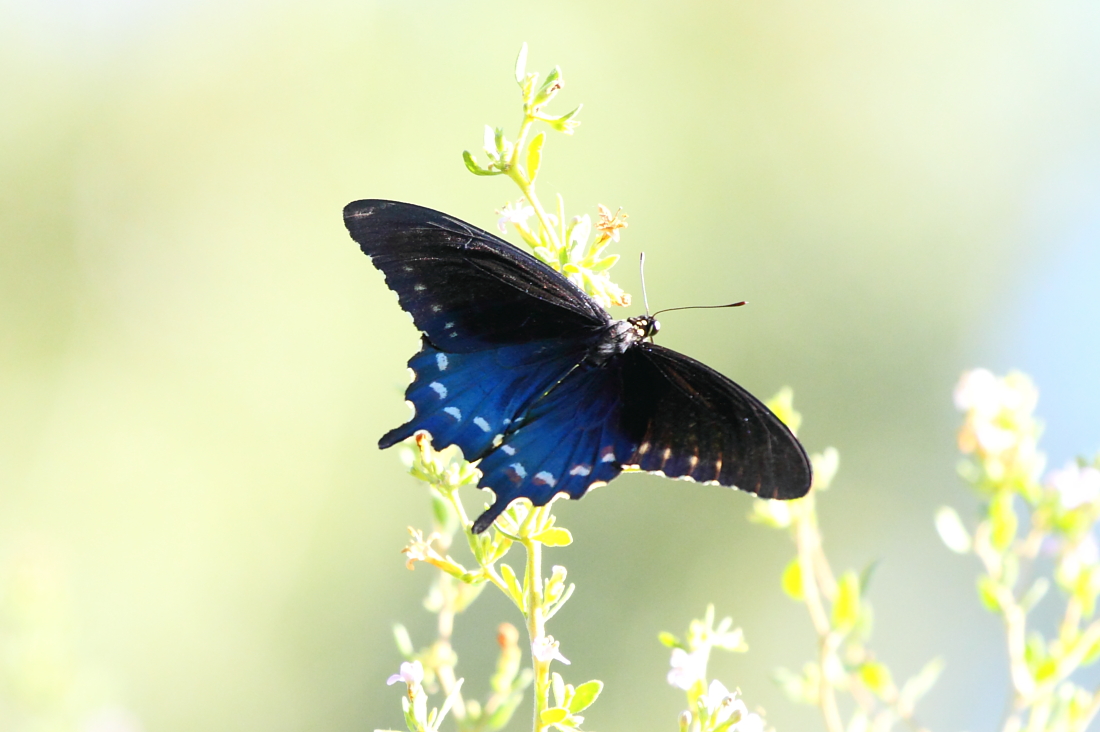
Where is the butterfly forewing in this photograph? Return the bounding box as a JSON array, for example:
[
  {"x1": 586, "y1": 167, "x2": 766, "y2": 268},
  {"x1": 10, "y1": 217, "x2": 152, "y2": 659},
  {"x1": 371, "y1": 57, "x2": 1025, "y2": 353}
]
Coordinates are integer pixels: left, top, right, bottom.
[
  {"x1": 344, "y1": 200, "x2": 608, "y2": 352},
  {"x1": 622, "y1": 343, "x2": 811, "y2": 500}
]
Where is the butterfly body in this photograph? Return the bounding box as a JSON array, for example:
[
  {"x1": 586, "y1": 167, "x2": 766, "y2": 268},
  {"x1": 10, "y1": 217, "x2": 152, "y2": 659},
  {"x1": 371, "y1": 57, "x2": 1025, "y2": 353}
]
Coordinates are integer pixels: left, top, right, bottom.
[{"x1": 345, "y1": 199, "x2": 811, "y2": 533}]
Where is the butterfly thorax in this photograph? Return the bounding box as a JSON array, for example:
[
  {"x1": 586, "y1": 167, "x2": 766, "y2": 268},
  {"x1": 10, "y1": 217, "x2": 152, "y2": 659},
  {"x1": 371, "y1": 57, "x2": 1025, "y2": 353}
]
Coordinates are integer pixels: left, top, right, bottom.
[{"x1": 587, "y1": 315, "x2": 661, "y2": 367}]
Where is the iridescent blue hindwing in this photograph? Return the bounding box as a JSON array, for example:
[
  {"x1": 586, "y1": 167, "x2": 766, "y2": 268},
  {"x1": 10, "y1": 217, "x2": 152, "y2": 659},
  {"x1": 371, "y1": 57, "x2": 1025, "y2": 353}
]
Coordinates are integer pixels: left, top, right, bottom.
[
  {"x1": 472, "y1": 359, "x2": 642, "y2": 533},
  {"x1": 380, "y1": 337, "x2": 592, "y2": 462}
]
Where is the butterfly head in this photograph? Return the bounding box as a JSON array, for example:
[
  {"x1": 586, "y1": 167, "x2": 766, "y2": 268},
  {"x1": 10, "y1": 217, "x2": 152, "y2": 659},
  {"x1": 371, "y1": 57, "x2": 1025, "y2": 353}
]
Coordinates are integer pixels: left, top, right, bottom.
[{"x1": 627, "y1": 315, "x2": 660, "y2": 341}]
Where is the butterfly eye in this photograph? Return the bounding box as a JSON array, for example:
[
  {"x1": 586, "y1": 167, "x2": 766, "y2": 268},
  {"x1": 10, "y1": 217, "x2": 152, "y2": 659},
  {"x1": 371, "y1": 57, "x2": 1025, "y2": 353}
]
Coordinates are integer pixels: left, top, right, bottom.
[{"x1": 651, "y1": 319, "x2": 660, "y2": 335}]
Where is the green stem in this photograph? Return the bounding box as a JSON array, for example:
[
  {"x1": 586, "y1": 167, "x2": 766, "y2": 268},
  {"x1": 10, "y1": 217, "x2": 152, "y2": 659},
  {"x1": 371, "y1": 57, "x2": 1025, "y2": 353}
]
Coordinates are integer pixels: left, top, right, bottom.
[
  {"x1": 523, "y1": 514, "x2": 549, "y2": 732},
  {"x1": 793, "y1": 499, "x2": 845, "y2": 732},
  {"x1": 503, "y1": 112, "x2": 561, "y2": 252},
  {"x1": 506, "y1": 167, "x2": 561, "y2": 251}
]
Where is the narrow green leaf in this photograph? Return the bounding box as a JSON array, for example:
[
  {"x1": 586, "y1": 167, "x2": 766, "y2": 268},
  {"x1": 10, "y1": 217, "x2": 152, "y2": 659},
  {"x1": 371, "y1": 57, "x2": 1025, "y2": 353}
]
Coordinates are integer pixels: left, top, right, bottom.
[
  {"x1": 859, "y1": 560, "x2": 880, "y2": 594},
  {"x1": 392, "y1": 624, "x2": 414, "y2": 657},
  {"x1": 532, "y1": 66, "x2": 563, "y2": 107},
  {"x1": 658, "y1": 631, "x2": 683, "y2": 649},
  {"x1": 540, "y1": 707, "x2": 569, "y2": 725},
  {"x1": 781, "y1": 558, "x2": 804, "y2": 601},
  {"x1": 526, "y1": 132, "x2": 546, "y2": 183},
  {"x1": 515, "y1": 43, "x2": 528, "y2": 84},
  {"x1": 463, "y1": 150, "x2": 499, "y2": 176},
  {"x1": 589, "y1": 254, "x2": 620, "y2": 272},
  {"x1": 831, "y1": 571, "x2": 861, "y2": 631},
  {"x1": 500, "y1": 563, "x2": 524, "y2": 608},
  {"x1": 531, "y1": 527, "x2": 573, "y2": 546},
  {"x1": 568, "y1": 680, "x2": 603, "y2": 713},
  {"x1": 858, "y1": 661, "x2": 894, "y2": 698},
  {"x1": 551, "y1": 672, "x2": 566, "y2": 707}
]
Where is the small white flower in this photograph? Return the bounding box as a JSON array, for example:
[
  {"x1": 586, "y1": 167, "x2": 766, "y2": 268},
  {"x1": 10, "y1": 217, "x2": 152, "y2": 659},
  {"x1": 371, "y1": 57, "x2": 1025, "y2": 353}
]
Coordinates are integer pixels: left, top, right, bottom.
[
  {"x1": 972, "y1": 421, "x2": 1018, "y2": 455},
  {"x1": 953, "y1": 369, "x2": 1000, "y2": 413},
  {"x1": 698, "y1": 681, "x2": 764, "y2": 731},
  {"x1": 667, "y1": 647, "x2": 707, "y2": 690},
  {"x1": 387, "y1": 660, "x2": 424, "y2": 688},
  {"x1": 734, "y1": 711, "x2": 765, "y2": 732},
  {"x1": 496, "y1": 201, "x2": 535, "y2": 233},
  {"x1": 702, "y1": 680, "x2": 746, "y2": 725},
  {"x1": 1049, "y1": 464, "x2": 1100, "y2": 510},
  {"x1": 532, "y1": 635, "x2": 570, "y2": 665},
  {"x1": 953, "y1": 369, "x2": 1037, "y2": 418}
]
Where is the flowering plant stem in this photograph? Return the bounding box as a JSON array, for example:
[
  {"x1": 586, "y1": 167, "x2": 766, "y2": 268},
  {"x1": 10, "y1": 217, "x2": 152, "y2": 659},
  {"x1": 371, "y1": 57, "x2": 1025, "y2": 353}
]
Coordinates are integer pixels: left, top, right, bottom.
[{"x1": 521, "y1": 509, "x2": 551, "y2": 731}]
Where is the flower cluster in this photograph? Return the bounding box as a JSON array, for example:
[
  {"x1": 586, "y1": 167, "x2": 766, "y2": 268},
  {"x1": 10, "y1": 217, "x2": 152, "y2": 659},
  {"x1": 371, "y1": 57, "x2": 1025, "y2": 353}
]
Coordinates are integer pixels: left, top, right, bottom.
[
  {"x1": 751, "y1": 391, "x2": 941, "y2": 732},
  {"x1": 954, "y1": 368, "x2": 1044, "y2": 495},
  {"x1": 661, "y1": 606, "x2": 763, "y2": 732},
  {"x1": 463, "y1": 44, "x2": 630, "y2": 310},
  {"x1": 941, "y1": 369, "x2": 1100, "y2": 731}
]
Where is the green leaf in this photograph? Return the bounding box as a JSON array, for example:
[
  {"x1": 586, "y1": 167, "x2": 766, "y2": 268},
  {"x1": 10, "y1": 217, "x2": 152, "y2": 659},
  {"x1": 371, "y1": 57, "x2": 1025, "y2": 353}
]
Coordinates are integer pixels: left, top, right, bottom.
[
  {"x1": 858, "y1": 661, "x2": 894, "y2": 698},
  {"x1": 588, "y1": 254, "x2": 619, "y2": 272},
  {"x1": 547, "y1": 105, "x2": 583, "y2": 134},
  {"x1": 935, "y1": 506, "x2": 972, "y2": 553},
  {"x1": 977, "y1": 575, "x2": 1002, "y2": 612},
  {"x1": 526, "y1": 132, "x2": 546, "y2": 183},
  {"x1": 989, "y1": 492, "x2": 1018, "y2": 551},
  {"x1": 515, "y1": 43, "x2": 528, "y2": 84},
  {"x1": 540, "y1": 707, "x2": 569, "y2": 725},
  {"x1": 859, "y1": 560, "x2": 880, "y2": 593},
  {"x1": 658, "y1": 631, "x2": 683, "y2": 649},
  {"x1": 500, "y1": 563, "x2": 524, "y2": 609},
  {"x1": 831, "y1": 571, "x2": 861, "y2": 631},
  {"x1": 532, "y1": 66, "x2": 563, "y2": 107},
  {"x1": 551, "y1": 672, "x2": 566, "y2": 707},
  {"x1": 531, "y1": 527, "x2": 573, "y2": 546},
  {"x1": 781, "y1": 558, "x2": 804, "y2": 601},
  {"x1": 392, "y1": 624, "x2": 414, "y2": 657},
  {"x1": 568, "y1": 680, "x2": 603, "y2": 712},
  {"x1": 463, "y1": 150, "x2": 499, "y2": 176}
]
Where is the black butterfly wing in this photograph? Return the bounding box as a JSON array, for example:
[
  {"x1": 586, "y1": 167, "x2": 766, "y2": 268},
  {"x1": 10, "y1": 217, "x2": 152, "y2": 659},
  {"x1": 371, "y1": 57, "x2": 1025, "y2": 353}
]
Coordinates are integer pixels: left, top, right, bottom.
[
  {"x1": 621, "y1": 343, "x2": 812, "y2": 499},
  {"x1": 344, "y1": 199, "x2": 609, "y2": 353}
]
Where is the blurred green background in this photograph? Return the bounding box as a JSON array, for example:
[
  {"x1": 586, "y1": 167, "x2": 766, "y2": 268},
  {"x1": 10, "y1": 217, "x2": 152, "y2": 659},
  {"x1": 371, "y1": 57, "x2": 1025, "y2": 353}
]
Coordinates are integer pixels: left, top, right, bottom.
[{"x1": 3, "y1": 1, "x2": 1099, "y2": 730}]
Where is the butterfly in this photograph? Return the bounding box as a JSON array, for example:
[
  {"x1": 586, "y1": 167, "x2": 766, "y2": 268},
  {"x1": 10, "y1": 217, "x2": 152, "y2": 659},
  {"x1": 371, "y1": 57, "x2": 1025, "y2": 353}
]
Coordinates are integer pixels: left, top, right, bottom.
[{"x1": 344, "y1": 199, "x2": 811, "y2": 533}]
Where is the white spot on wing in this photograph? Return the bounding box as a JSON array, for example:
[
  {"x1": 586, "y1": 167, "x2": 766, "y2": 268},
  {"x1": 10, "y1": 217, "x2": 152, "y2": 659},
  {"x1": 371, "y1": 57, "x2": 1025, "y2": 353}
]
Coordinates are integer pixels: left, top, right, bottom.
[
  {"x1": 501, "y1": 444, "x2": 517, "y2": 456},
  {"x1": 444, "y1": 322, "x2": 455, "y2": 329},
  {"x1": 414, "y1": 284, "x2": 426, "y2": 292},
  {"x1": 638, "y1": 442, "x2": 650, "y2": 455},
  {"x1": 474, "y1": 417, "x2": 491, "y2": 432},
  {"x1": 600, "y1": 447, "x2": 617, "y2": 463},
  {"x1": 431, "y1": 304, "x2": 442, "y2": 312},
  {"x1": 429, "y1": 381, "x2": 447, "y2": 398},
  {"x1": 569, "y1": 464, "x2": 591, "y2": 477},
  {"x1": 436, "y1": 353, "x2": 449, "y2": 371},
  {"x1": 534, "y1": 471, "x2": 556, "y2": 487},
  {"x1": 510, "y1": 463, "x2": 527, "y2": 478},
  {"x1": 444, "y1": 407, "x2": 462, "y2": 421}
]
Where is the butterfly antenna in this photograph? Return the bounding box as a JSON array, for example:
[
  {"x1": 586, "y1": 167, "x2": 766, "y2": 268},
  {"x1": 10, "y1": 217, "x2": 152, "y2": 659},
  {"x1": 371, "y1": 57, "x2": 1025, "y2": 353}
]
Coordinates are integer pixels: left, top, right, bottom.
[
  {"x1": 651, "y1": 301, "x2": 747, "y2": 318},
  {"x1": 639, "y1": 252, "x2": 651, "y2": 316}
]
